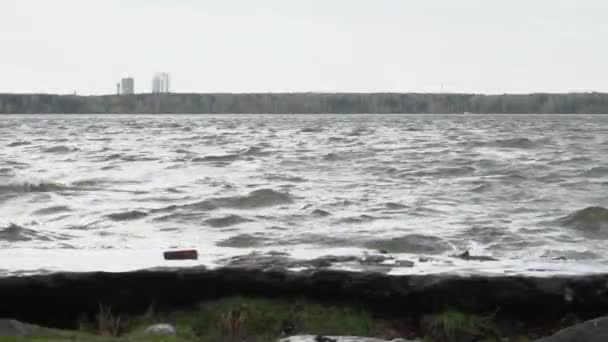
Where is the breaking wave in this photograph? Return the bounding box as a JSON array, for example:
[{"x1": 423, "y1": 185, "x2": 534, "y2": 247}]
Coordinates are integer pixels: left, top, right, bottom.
[
  {"x1": 364, "y1": 234, "x2": 453, "y2": 254},
  {"x1": 558, "y1": 207, "x2": 608, "y2": 233},
  {"x1": 204, "y1": 215, "x2": 251, "y2": 228}
]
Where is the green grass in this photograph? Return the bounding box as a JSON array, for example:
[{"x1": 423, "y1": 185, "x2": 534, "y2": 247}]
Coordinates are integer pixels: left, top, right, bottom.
[
  {"x1": 12, "y1": 297, "x2": 372, "y2": 341},
  {"x1": 424, "y1": 310, "x2": 499, "y2": 342},
  {"x1": 0, "y1": 300, "x2": 539, "y2": 342}
]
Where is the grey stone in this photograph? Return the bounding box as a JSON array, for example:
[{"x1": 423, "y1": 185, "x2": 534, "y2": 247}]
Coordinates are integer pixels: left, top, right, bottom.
[
  {"x1": 144, "y1": 323, "x2": 176, "y2": 335},
  {"x1": 536, "y1": 316, "x2": 608, "y2": 342},
  {"x1": 0, "y1": 319, "x2": 42, "y2": 336}
]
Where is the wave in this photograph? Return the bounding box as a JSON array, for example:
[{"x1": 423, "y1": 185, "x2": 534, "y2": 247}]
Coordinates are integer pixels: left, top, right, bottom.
[
  {"x1": 436, "y1": 166, "x2": 476, "y2": 177},
  {"x1": 159, "y1": 189, "x2": 292, "y2": 213},
  {"x1": 240, "y1": 146, "x2": 270, "y2": 156},
  {"x1": 264, "y1": 174, "x2": 307, "y2": 183},
  {"x1": 299, "y1": 127, "x2": 323, "y2": 133},
  {"x1": 322, "y1": 153, "x2": 342, "y2": 161},
  {"x1": 337, "y1": 215, "x2": 381, "y2": 224},
  {"x1": 493, "y1": 137, "x2": 537, "y2": 149},
  {"x1": 103, "y1": 153, "x2": 123, "y2": 161},
  {"x1": 471, "y1": 183, "x2": 493, "y2": 193},
  {"x1": 43, "y1": 145, "x2": 76, "y2": 154},
  {"x1": 542, "y1": 250, "x2": 599, "y2": 261},
  {"x1": 581, "y1": 166, "x2": 608, "y2": 178},
  {"x1": 470, "y1": 137, "x2": 537, "y2": 149},
  {"x1": 32, "y1": 205, "x2": 72, "y2": 216},
  {"x1": 384, "y1": 202, "x2": 408, "y2": 210},
  {"x1": 191, "y1": 154, "x2": 240, "y2": 163},
  {"x1": 327, "y1": 136, "x2": 346, "y2": 142},
  {"x1": 364, "y1": 234, "x2": 452, "y2": 254},
  {"x1": 558, "y1": 207, "x2": 608, "y2": 233},
  {"x1": 204, "y1": 215, "x2": 251, "y2": 228},
  {"x1": 0, "y1": 224, "x2": 49, "y2": 242},
  {"x1": 216, "y1": 233, "x2": 268, "y2": 248},
  {"x1": 311, "y1": 209, "x2": 331, "y2": 217},
  {"x1": 0, "y1": 181, "x2": 68, "y2": 194},
  {"x1": 7, "y1": 141, "x2": 31, "y2": 147},
  {"x1": 106, "y1": 210, "x2": 148, "y2": 221},
  {"x1": 406, "y1": 166, "x2": 475, "y2": 178},
  {"x1": 70, "y1": 178, "x2": 110, "y2": 187},
  {"x1": 0, "y1": 168, "x2": 14, "y2": 176},
  {"x1": 213, "y1": 189, "x2": 292, "y2": 209},
  {"x1": 347, "y1": 127, "x2": 372, "y2": 136}
]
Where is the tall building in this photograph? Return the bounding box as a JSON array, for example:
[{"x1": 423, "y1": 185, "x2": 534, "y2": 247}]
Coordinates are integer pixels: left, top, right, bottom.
[
  {"x1": 152, "y1": 72, "x2": 170, "y2": 93},
  {"x1": 121, "y1": 78, "x2": 134, "y2": 95}
]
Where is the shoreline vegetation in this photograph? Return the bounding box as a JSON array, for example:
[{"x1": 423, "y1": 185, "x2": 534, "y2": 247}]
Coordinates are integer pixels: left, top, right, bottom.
[
  {"x1": 2, "y1": 266, "x2": 608, "y2": 341},
  {"x1": 1, "y1": 92, "x2": 608, "y2": 114},
  {"x1": 0, "y1": 297, "x2": 543, "y2": 341}
]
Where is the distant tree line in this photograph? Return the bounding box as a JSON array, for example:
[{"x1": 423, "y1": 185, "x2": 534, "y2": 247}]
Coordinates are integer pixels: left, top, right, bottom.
[{"x1": 1, "y1": 93, "x2": 607, "y2": 114}]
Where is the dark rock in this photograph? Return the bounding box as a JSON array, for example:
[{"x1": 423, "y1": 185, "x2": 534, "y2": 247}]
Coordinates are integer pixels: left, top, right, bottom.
[
  {"x1": 2, "y1": 265, "x2": 608, "y2": 331},
  {"x1": 455, "y1": 250, "x2": 498, "y2": 262},
  {"x1": 536, "y1": 316, "x2": 608, "y2": 341},
  {"x1": 163, "y1": 250, "x2": 198, "y2": 260},
  {"x1": 0, "y1": 319, "x2": 42, "y2": 336}
]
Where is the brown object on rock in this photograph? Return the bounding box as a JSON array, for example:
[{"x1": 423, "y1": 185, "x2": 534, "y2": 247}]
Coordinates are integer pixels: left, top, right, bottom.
[{"x1": 163, "y1": 250, "x2": 198, "y2": 260}]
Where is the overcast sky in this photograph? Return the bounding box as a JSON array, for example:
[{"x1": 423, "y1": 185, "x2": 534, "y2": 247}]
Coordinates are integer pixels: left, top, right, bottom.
[{"x1": 2, "y1": 0, "x2": 607, "y2": 95}]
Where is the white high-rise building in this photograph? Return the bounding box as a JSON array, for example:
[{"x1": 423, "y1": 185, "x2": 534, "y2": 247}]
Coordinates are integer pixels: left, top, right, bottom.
[
  {"x1": 121, "y1": 78, "x2": 134, "y2": 95},
  {"x1": 152, "y1": 72, "x2": 170, "y2": 93}
]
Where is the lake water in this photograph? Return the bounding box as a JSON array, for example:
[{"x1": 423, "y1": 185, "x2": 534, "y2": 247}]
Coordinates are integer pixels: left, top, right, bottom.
[{"x1": 1, "y1": 114, "x2": 608, "y2": 276}]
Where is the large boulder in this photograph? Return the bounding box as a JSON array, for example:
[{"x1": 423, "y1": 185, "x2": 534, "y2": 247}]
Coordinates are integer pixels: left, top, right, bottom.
[
  {"x1": 144, "y1": 323, "x2": 176, "y2": 335},
  {"x1": 0, "y1": 319, "x2": 42, "y2": 336},
  {"x1": 536, "y1": 317, "x2": 608, "y2": 342}
]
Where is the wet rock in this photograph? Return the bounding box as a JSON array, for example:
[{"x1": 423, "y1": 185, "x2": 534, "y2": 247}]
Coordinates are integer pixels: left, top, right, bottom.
[
  {"x1": 4, "y1": 266, "x2": 608, "y2": 330},
  {"x1": 163, "y1": 250, "x2": 198, "y2": 260},
  {"x1": 536, "y1": 316, "x2": 608, "y2": 341},
  {"x1": 0, "y1": 319, "x2": 42, "y2": 336},
  {"x1": 455, "y1": 250, "x2": 498, "y2": 262},
  {"x1": 144, "y1": 323, "x2": 176, "y2": 335}
]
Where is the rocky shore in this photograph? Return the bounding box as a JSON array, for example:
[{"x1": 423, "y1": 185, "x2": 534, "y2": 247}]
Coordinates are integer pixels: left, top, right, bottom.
[{"x1": 2, "y1": 259, "x2": 608, "y2": 340}]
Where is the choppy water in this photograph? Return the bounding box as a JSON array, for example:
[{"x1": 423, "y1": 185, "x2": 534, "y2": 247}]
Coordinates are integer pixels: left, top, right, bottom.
[{"x1": 1, "y1": 114, "x2": 608, "y2": 276}]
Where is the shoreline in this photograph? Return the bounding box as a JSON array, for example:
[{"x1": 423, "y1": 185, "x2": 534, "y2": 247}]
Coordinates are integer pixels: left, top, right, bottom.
[
  {"x1": 2, "y1": 92, "x2": 608, "y2": 114},
  {"x1": 3, "y1": 265, "x2": 608, "y2": 329}
]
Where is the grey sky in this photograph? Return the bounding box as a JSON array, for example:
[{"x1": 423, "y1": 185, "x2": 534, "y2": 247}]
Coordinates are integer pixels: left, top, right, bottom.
[{"x1": 2, "y1": 0, "x2": 607, "y2": 95}]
